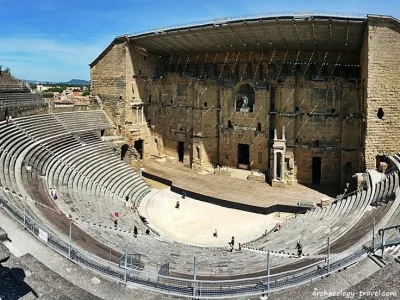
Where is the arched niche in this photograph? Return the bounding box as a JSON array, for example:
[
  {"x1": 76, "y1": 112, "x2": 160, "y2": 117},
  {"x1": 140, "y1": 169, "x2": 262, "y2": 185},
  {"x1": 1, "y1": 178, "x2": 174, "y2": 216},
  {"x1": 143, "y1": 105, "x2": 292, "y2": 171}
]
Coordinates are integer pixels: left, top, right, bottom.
[{"x1": 235, "y1": 84, "x2": 255, "y2": 113}]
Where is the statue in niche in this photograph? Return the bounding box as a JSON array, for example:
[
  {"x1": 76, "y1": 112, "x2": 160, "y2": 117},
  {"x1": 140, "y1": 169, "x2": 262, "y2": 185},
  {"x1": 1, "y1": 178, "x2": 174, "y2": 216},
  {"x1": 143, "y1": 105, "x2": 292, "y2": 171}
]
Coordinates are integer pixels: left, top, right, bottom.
[{"x1": 240, "y1": 95, "x2": 250, "y2": 112}]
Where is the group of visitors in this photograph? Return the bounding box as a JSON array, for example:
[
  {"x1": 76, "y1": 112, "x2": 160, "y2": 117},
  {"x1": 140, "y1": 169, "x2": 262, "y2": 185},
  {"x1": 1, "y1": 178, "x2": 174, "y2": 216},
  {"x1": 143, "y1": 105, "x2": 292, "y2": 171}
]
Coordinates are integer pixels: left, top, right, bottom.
[
  {"x1": 133, "y1": 225, "x2": 150, "y2": 237},
  {"x1": 6, "y1": 115, "x2": 13, "y2": 124}
]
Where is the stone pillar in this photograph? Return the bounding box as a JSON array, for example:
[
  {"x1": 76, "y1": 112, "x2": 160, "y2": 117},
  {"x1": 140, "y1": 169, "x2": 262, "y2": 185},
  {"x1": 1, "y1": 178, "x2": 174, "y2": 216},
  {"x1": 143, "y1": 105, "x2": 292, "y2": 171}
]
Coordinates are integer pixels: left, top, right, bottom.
[
  {"x1": 280, "y1": 151, "x2": 285, "y2": 180},
  {"x1": 136, "y1": 108, "x2": 138, "y2": 125},
  {"x1": 273, "y1": 151, "x2": 277, "y2": 180},
  {"x1": 141, "y1": 106, "x2": 144, "y2": 124}
]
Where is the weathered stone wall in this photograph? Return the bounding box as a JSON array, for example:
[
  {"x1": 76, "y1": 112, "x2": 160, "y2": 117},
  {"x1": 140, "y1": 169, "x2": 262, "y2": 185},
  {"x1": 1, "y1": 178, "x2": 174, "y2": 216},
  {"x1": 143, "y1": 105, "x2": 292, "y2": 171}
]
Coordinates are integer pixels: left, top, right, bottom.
[
  {"x1": 364, "y1": 16, "x2": 400, "y2": 169},
  {"x1": 90, "y1": 41, "x2": 127, "y2": 126},
  {"x1": 91, "y1": 42, "x2": 364, "y2": 185}
]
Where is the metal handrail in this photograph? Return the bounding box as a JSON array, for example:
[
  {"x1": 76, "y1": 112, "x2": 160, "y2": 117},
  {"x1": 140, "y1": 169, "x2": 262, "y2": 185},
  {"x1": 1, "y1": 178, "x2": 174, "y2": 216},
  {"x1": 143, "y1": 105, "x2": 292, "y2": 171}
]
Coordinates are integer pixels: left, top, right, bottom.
[{"x1": 0, "y1": 195, "x2": 392, "y2": 299}]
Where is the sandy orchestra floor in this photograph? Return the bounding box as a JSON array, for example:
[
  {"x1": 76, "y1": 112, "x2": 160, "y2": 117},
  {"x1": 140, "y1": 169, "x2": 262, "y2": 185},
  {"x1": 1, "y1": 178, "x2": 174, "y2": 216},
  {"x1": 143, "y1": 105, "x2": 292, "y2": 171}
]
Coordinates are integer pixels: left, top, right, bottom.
[{"x1": 140, "y1": 186, "x2": 291, "y2": 247}]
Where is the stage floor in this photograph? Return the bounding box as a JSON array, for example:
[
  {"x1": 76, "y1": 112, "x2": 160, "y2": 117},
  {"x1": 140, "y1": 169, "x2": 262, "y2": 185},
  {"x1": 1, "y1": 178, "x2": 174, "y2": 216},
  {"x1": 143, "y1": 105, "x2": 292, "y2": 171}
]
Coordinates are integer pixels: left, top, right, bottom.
[{"x1": 142, "y1": 160, "x2": 340, "y2": 208}]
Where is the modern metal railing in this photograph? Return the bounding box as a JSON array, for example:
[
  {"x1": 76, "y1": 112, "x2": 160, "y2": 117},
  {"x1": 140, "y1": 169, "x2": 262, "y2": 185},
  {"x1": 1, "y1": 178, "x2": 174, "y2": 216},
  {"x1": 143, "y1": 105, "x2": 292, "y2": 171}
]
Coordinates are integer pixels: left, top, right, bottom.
[{"x1": 2, "y1": 194, "x2": 397, "y2": 299}]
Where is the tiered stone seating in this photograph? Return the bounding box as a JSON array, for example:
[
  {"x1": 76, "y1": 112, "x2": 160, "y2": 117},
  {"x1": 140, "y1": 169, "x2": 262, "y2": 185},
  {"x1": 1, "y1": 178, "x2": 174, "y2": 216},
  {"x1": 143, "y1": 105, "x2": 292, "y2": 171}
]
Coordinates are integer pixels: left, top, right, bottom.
[
  {"x1": 0, "y1": 73, "x2": 21, "y2": 86},
  {"x1": 245, "y1": 170, "x2": 400, "y2": 255},
  {"x1": 2, "y1": 110, "x2": 400, "y2": 280},
  {"x1": 41, "y1": 132, "x2": 150, "y2": 229},
  {"x1": 53, "y1": 111, "x2": 113, "y2": 132},
  {"x1": 0, "y1": 73, "x2": 45, "y2": 107},
  {"x1": 9, "y1": 113, "x2": 149, "y2": 232},
  {"x1": 0, "y1": 112, "x2": 150, "y2": 232},
  {"x1": 74, "y1": 220, "x2": 307, "y2": 276},
  {"x1": 0, "y1": 92, "x2": 45, "y2": 107}
]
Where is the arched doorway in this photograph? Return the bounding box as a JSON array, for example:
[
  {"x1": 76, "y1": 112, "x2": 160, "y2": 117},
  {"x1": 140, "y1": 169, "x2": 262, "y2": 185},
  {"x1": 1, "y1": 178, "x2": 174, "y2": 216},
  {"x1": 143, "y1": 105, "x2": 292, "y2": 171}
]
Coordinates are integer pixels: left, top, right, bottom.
[
  {"x1": 134, "y1": 139, "x2": 144, "y2": 159},
  {"x1": 121, "y1": 144, "x2": 129, "y2": 160},
  {"x1": 236, "y1": 84, "x2": 255, "y2": 113}
]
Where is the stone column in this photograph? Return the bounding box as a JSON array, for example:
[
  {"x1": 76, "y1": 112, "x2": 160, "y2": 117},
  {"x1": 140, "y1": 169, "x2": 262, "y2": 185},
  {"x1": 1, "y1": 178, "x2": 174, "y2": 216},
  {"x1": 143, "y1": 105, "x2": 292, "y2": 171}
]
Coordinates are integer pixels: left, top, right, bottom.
[
  {"x1": 136, "y1": 107, "x2": 138, "y2": 125},
  {"x1": 141, "y1": 106, "x2": 144, "y2": 124},
  {"x1": 280, "y1": 151, "x2": 285, "y2": 181},
  {"x1": 273, "y1": 151, "x2": 277, "y2": 180}
]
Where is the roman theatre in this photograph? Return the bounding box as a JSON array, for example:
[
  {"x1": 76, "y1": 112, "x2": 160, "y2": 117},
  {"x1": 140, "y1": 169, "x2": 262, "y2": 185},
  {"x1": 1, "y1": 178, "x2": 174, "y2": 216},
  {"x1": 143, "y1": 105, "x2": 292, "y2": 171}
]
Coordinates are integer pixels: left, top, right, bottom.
[{"x1": 1, "y1": 12, "x2": 400, "y2": 299}]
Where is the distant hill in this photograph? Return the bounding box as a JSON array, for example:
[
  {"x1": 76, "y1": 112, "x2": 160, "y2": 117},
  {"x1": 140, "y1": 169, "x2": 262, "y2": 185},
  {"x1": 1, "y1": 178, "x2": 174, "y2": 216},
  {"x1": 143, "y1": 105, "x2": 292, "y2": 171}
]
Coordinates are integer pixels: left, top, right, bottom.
[
  {"x1": 22, "y1": 79, "x2": 90, "y2": 86},
  {"x1": 64, "y1": 79, "x2": 90, "y2": 86}
]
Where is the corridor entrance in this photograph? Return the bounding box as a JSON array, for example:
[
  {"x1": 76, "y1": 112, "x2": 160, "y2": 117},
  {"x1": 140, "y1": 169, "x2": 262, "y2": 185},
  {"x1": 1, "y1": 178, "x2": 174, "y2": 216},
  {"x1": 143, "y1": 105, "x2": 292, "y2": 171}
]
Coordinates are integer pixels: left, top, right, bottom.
[
  {"x1": 312, "y1": 157, "x2": 322, "y2": 184},
  {"x1": 178, "y1": 141, "x2": 184, "y2": 162},
  {"x1": 237, "y1": 143, "x2": 250, "y2": 169},
  {"x1": 134, "y1": 139, "x2": 144, "y2": 159},
  {"x1": 121, "y1": 144, "x2": 129, "y2": 161}
]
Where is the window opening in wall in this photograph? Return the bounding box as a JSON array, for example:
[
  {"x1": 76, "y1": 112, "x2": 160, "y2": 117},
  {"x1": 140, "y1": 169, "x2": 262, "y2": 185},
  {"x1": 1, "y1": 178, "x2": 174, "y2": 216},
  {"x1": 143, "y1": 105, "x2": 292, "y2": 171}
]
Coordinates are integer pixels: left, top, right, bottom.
[
  {"x1": 234, "y1": 64, "x2": 240, "y2": 81},
  {"x1": 144, "y1": 55, "x2": 147, "y2": 61},
  {"x1": 178, "y1": 142, "x2": 184, "y2": 162},
  {"x1": 170, "y1": 99, "x2": 173, "y2": 104},
  {"x1": 282, "y1": 63, "x2": 289, "y2": 75},
  {"x1": 204, "y1": 102, "x2": 207, "y2": 107},
  {"x1": 196, "y1": 146, "x2": 200, "y2": 160},
  {"x1": 138, "y1": 69, "x2": 142, "y2": 76},
  {"x1": 323, "y1": 64, "x2": 328, "y2": 76},
  {"x1": 345, "y1": 162, "x2": 352, "y2": 175},
  {"x1": 295, "y1": 64, "x2": 301, "y2": 74},
  {"x1": 295, "y1": 106, "x2": 299, "y2": 112},
  {"x1": 331, "y1": 108, "x2": 336, "y2": 114},
  {"x1": 295, "y1": 138, "x2": 299, "y2": 143},
  {"x1": 256, "y1": 122, "x2": 261, "y2": 131},
  {"x1": 315, "y1": 140, "x2": 320, "y2": 147},
  {"x1": 377, "y1": 108, "x2": 384, "y2": 119},
  {"x1": 147, "y1": 118, "x2": 151, "y2": 127},
  {"x1": 258, "y1": 64, "x2": 264, "y2": 80},
  {"x1": 312, "y1": 157, "x2": 322, "y2": 184},
  {"x1": 149, "y1": 95, "x2": 152, "y2": 104},
  {"x1": 227, "y1": 120, "x2": 233, "y2": 129}
]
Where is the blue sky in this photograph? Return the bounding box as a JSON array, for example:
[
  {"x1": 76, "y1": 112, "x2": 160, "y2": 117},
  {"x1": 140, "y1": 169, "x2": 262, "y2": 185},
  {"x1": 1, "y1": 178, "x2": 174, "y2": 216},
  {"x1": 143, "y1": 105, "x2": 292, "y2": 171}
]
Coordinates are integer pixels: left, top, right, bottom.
[{"x1": 0, "y1": 0, "x2": 399, "y2": 82}]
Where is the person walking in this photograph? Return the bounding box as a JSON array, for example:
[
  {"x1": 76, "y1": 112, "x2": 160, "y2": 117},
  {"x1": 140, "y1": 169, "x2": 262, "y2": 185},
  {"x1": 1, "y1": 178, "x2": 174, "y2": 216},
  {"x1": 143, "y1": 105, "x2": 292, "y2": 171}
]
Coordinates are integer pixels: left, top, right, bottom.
[
  {"x1": 133, "y1": 225, "x2": 138, "y2": 237},
  {"x1": 296, "y1": 241, "x2": 303, "y2": 257}
]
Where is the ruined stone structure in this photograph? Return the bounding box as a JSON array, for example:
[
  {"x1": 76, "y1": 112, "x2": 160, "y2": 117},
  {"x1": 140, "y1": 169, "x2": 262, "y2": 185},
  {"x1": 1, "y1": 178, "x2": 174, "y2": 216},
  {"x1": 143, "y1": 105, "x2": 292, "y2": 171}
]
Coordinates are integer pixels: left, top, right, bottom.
[{"x1": 90, "y1": 14, "x2": 400, "y2": 187}]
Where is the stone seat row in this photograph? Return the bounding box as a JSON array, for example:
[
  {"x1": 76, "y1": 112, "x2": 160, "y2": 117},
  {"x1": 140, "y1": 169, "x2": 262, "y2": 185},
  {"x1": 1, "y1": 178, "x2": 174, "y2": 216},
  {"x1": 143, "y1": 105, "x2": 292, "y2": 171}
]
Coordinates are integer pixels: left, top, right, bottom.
[
  {"x1": 12, "y1": 126, "x2": 151, "y2": 231},
  {"x1": 53, "y1": 111, "x2": 112, "y2": 133},
  {"x1": 74, "y1": 220, "x2": 304, "y2": 277},
  {"x1": 246, "y1": 170, "x2": 400, "y2": 255},
  {"x1": 0, "y1": 112, "x2": 150, "y2": 232},
  {"x1": 0, "y1": 92, "x2": 45, "y2": 107}
]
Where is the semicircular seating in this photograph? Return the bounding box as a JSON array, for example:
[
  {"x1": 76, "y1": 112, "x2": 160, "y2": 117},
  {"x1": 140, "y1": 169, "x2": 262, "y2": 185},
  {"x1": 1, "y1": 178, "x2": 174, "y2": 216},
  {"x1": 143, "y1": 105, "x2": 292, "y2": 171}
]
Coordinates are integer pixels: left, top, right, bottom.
[{"x1": 1, "y1": 112, "x2": 400, "y2": 280}]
